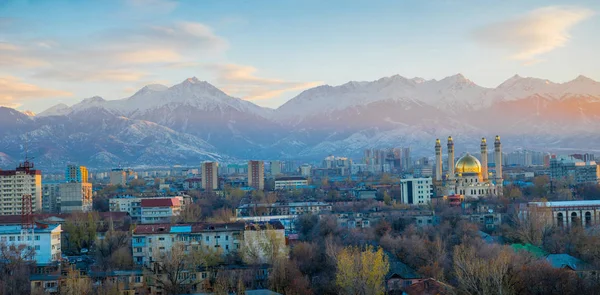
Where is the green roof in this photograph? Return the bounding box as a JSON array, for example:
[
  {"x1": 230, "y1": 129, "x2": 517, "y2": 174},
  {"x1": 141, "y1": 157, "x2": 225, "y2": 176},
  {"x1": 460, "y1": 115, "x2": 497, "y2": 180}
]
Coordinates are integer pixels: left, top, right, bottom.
[{"x1": 511, "y1": 243, "x2": 547, "y2": 258}]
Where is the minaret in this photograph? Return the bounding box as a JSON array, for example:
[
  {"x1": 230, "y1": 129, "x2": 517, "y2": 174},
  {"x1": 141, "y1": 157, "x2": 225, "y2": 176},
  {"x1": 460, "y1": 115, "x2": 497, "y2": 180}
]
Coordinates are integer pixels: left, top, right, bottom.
[
  {"x1": 494, "y1": 135, "x2": 503, "y2": 185},
  {"x1": 480, "y1": 138, "x2": 488, "y2": 181},
  {"x1": 435, "y1": 139, "x2": 442, "y2": 181},
  {"x1": 447, "y1": 136, "x2": 455, "y2": 178}
]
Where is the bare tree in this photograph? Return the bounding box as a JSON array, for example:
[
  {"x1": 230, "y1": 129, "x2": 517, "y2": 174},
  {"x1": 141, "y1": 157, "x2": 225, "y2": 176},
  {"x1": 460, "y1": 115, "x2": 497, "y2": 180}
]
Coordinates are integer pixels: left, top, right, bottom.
[{"x1": 0, "y1": 242, "x2": 35, "y2": 295}]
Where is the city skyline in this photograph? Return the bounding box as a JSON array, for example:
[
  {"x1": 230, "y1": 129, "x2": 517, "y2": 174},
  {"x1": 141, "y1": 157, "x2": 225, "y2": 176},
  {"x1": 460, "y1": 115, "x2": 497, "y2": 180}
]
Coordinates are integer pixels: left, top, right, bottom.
[{"x1": 1, "y1": 0, "x2": 599, "y2": 112}]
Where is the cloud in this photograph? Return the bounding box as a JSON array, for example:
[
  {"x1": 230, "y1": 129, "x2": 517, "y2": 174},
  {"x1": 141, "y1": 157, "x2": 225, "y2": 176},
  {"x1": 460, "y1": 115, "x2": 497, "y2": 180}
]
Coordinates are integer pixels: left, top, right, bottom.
[
  {"x1": 33, "y1": 69, "x2": 148, "y2": 82},
  {"x1": 473, "y1": 6, "x2": 594, "y2": 61},
  {"x1": 0, "y1": 76, "x2": 72, "y2": 108},
  {"x1": 117, "y1": 49, "x2": 181, "y2": 64},
  {"x1": 209, "y1": 63, "x2": 321, "y2": 100}
]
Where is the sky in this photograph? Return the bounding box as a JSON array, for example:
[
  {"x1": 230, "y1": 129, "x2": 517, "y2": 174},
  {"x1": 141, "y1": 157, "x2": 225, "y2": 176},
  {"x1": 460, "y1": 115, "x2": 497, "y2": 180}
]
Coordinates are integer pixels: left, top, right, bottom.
[{"x1": 1, "y1": 0, "x2": 599, "y2": 112}]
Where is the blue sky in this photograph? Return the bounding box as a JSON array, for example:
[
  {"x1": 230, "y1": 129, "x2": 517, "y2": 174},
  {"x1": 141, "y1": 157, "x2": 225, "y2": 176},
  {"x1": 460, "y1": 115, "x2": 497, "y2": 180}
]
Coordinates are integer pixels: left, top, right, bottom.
[{"x1": 1, "y1": 0, "x2": 599, "y2": 112}]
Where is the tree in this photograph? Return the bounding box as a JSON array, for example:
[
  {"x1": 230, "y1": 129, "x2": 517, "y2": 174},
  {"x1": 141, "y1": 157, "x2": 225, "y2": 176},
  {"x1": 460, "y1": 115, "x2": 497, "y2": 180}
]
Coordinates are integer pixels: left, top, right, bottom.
[
  {"x1": 335, "y1": 245, "x2": 389, "y2": 295},
  {"x1": 175, "y1": 203, "x2": 202, "y2": 223},
  {"x1": 453, "y1": 243, "x2": 515, "y2": 295},
  {"x1": 383, "y1": 191, "x2": 392, "y2": 206},
  {"x1": 510, "y1": 205, "x2": 553, "y2": 246},
  {"x1": 150, "y1": 243, "x2": 193, "y2": 295},
  {"x1": 63, "y1": 212, "x2": 99, "y2": 253},
  {"x1": 270, "y1": 257, "x2": 313, "y2": 295},
  {"x1": 0, "y1": 242, "x2": 34, "y2": 295},
  {"x1": 241, "y1": 224, "x2": 287, "y2": 265},
  {"x1": 61, "y1": 267, "x2": 93, "y2": 295}
]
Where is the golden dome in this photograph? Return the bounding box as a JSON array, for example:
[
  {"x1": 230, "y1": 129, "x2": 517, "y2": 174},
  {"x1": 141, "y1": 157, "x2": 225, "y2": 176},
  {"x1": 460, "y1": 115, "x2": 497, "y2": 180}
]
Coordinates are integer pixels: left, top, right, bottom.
[{"x1": 455, "y1": 153, "x2": 481, "y2": 174}]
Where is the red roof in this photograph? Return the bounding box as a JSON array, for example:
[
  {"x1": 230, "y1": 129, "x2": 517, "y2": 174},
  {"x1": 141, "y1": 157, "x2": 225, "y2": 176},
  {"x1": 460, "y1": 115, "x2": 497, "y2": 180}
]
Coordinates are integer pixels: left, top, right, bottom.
[{"x1": 141, "y1": 198, "x2": 180, "y2": 208}]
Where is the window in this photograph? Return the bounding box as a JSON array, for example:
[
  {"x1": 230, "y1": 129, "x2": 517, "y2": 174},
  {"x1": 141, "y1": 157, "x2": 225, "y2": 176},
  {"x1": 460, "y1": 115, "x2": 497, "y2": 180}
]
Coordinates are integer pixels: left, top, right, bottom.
[
  {"x1": 35, "y1": 235, "x2": 40, "y2": 241},
  {"x1": 136, "y1": 247, "x2": 142, "y2": 253},
  {"x1": 135, "y1": 276, "x2": 141, "y2": 283},
  {"x1": 225, "y1": 235, "x2": 228, "y2": 241},
  {"x1": 35, "y1": 245, "x2": 40, "y2": 250},
  {"x1": 225, "y1": 245, "x2": 229, "y2": 250},
  {"x1": 206, "y1": 236, "x2": 209, "y2": 242},
  {"x1": 159, "y1": 237, "x2": 165, "y2": 241},
  {"x1": 9, "y1": 236, "x2": 14, "y2": 241},
  {"x1": 202, "y1": 272, "x2": 207, "y2": 279}
]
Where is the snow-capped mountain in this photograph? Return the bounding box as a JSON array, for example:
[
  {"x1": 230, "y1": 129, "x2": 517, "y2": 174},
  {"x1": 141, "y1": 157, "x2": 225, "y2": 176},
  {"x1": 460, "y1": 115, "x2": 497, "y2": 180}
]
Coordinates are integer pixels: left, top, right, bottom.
[{"x1": 2, "y1": 73, "x2": 600, "y2": 169}]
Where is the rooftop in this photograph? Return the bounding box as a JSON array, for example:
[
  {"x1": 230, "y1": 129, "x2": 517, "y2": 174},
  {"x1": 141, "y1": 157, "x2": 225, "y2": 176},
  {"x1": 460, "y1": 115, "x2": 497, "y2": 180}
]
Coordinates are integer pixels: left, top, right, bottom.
[
  {"x1": 133, "y1": 222, "x2": 245, "y2": 235},
  {"x1": 529, "y1": 200, "x2": 600, "y2": 207},
  {"x1": 141, "y1": 197, "x2": 180, "y2": 208},
  {"x1": 275, "y1": 176, "x2": 307, "y2": 181}
]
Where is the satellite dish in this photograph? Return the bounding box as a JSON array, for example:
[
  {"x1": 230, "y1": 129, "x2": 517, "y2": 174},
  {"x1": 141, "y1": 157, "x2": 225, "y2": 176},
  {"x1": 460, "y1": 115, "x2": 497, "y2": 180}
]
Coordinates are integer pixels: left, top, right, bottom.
[{"x1": 488, "y1": 209, "x2": 493, "y2": 213}]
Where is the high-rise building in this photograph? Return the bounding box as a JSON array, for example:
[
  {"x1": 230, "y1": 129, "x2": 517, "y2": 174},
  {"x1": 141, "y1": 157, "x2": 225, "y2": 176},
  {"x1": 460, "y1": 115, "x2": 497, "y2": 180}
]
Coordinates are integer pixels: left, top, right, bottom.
[
  {"x1": 550, "y1": 156, "x2": 600, "y2": 185},
  {"x1": 201, "y1": 161, "x2": 219, "y2": 190},
  {"x1": 248, "y1": 160, "x2": 265, "y2": 190},
  {"x1": 402, "y1": 147, "x2": 411, "y2": 171},
  {"x1": 59, "y1": 182, "x2": 93, "y2": 213},
  {"x1": 42, "y1": 182, "x2": 61, "y2": 213},
  {"x1": 109, "y1": 168, "x2": 126, "y2": 186},
  {"x1": 270, "y1": 161, "x2": 282, "y2": 176},
  {"x1": 0, "y1": 161, "x2": 42, "y2": 215},
  {"x1": 65, "y1": 165, "x2": 88, "y2": 183},
  {"x1": 435, "y1": 139, "x2": 442, "y2": 181}
]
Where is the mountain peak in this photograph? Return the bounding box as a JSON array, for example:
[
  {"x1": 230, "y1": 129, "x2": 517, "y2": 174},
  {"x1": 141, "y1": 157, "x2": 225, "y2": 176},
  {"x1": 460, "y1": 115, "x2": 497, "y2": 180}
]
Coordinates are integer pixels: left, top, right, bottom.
[
  {"x1": 21, "y1": 110, "x2": 35, "y2": 117},
  {"x1": 571, "y1": 75, "x2": 596, "y2": 83},
  {"x1": 81, "y1": 96, "x2": 106, "y2": 104},
  {"x1": 184, "y1": 77, "x2": 202, "y2": 84}
]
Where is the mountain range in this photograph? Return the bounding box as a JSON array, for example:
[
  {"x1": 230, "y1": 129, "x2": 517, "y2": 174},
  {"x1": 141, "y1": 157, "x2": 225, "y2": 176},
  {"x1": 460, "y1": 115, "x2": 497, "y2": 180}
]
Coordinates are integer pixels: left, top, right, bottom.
[{"x1": 2, "y1": 74, "x2": 600, "y2": 169}]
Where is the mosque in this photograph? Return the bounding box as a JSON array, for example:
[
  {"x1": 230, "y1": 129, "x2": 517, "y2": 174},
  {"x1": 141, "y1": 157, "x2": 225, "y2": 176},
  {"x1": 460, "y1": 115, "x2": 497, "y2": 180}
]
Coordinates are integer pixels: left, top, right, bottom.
[{"x1": 434, "y1": 136, "x2": 503, "y2": 198}]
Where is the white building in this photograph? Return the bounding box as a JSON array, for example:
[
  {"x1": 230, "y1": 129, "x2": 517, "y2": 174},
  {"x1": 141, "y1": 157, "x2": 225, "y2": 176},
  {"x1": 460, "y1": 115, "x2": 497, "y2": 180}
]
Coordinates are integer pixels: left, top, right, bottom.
[
  {"x1": 0, "y1": 223, "x2": 61, "y2": 264},
  {"x1": 274, "y1": 177, "x2": 309, "y2": 190},
  {"x1": 299, "y1": 164, "x2": 311, "y2": 177},
  {"x1": 400, "y1": 177, "x2": 433, "y2": 205},
  {"x1": 140, "y1": 198, "x2": 182, "y2": 224},
  {"x1": 521, "y1": 200, "x2": 600, "y2": 228},
  {"x1": 59, "y1": 182, "x2": 93, "y2": 213},
  {"x1": 110, "y1": 195, "x2": 190, "y2": 221},
  {"x1": 0, "y1": 161, "x2": 42, "y2": 215},
  {"x1": 236, "y1": 201, "x2": 332, "y2": 217}
]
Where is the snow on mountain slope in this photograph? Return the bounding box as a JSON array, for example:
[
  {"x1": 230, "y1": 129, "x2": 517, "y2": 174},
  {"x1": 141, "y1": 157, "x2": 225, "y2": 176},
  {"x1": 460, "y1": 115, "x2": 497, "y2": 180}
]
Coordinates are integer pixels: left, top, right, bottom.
[
  {"x1": 276, "y1": 74, "x2": 600, "y2": 123},
  {"x1": 37, "y1": 103, "x2": 71, "y2": 117}
]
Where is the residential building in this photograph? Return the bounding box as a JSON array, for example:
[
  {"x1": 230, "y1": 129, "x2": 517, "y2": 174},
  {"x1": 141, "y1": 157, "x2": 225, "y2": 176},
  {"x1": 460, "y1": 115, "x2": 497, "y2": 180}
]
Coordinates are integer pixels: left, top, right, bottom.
[
  {"x1": 0, "y1": 161, "x2": 42, "y2": 215},
  {"x1": 0, "y1": 223, "x2": 61, "y2": 264},
  {"x1": 140, "y1": 198, "x2": 182, "y2": 224},
  {"x1": 59, "y1": 182, "x2": 93, "y2": 213},
  {"x1": 111, "y1": 195, "x2": 190, "y2": 222},
  {"x1": 299, "y1": 164, "x2": 311, "y2": 177},
  {"x1": 274, "y1": 177, "x2": 308, "y2": 190},
  {"x1": 236, "y1": 201, "x2": 332, "y2": 217},
  {"x1": 248, "y1": 160, "x2": 265, "y2": 190},
  {"x1": 42, "y1": 182, "x2": 61, "y2": 213},
  {"x1": 183, "y1": 178, "x2": 202, "y2": 190},
  {"x1": 400, "y1": 177, "x2": 433, "y2": 205},
  {"x1": 109, "y1": 168, "x2": 127, "y2": 186},
  {"x1": 65, "y1": 165, "x2": 88, "y2": 183},
  {"x1": 132, "y1": 222, "x2": 245, "y2": 267},
  {"x1": 270, "y1": 160, "x2": 282, "y2": 176},
  {"x1": 201, "y1": 161, "x2": 218, "y2": 191},
  {"x1": 549, "y1": 156, "x2": 600, "y2": 184}
]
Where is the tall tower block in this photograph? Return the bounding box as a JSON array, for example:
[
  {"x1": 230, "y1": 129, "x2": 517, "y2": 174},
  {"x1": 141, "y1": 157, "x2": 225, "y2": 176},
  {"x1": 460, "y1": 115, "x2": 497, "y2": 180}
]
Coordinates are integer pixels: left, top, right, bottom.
[
  {"x1": 480, "y1": 138, "x2": 488, "y2": 181},
  {"x1": 447, "y1": 136, "x2": 455, "y2": 178},
  {"x1": 435, "y1": 139, "x2": 442, "y2": 181},
  {"x1": 494, "y1": 135, "x2": 503, "y2": 184}
]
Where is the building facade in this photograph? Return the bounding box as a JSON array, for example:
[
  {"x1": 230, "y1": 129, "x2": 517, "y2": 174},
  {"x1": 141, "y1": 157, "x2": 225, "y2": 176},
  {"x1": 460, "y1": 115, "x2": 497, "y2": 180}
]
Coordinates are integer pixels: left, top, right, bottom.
[
  {"x1": 140, "y1": 198, "x2": 182, "y2": 224},
  {"x1": 521, "y1": 200, "x2": 600, "y2": 228},
  {"x1": 42, "y1": 182, "x2": 61, "y2": 213},
  {"x1": 248, "y1": 160, "x2": 265, "y2": 190},
  {"x1": 109, "y1": 168, "x2": 126, "y2": 186},
  {"x1": 0, "y1": 223, "x2": 61, "y2": 264},
  {"x1": 550, "y1": 156, "x2": 600, "y2": 185},
  {"x1": 201, "y1": 162, "x2": 219, "y2": 191},
  {"x1": 65, "y1": 165, "x2": 88, "y2": 183},
  {"x1": 59, "y1": 182, "x2": 93, "y2": 213},
  {"x1": 400, "y1": 177, "x2": 433, "y2": 205},
  {"x1": 236, "y1": 201, "x2": 332, "y2": 217},
  {"x1": 274, "y1": 177, "x2": 309, "y2": 190},
  {"x1": 0, "y1": 161, "x2": 42, "y2": 215}
]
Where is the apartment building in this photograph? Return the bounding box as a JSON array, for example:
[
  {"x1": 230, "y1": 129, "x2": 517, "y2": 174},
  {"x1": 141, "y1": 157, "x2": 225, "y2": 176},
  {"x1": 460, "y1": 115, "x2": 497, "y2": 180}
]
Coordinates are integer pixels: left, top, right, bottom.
[{"x1": 0, "y1": 161, "x2": 42, "y2": 215}]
